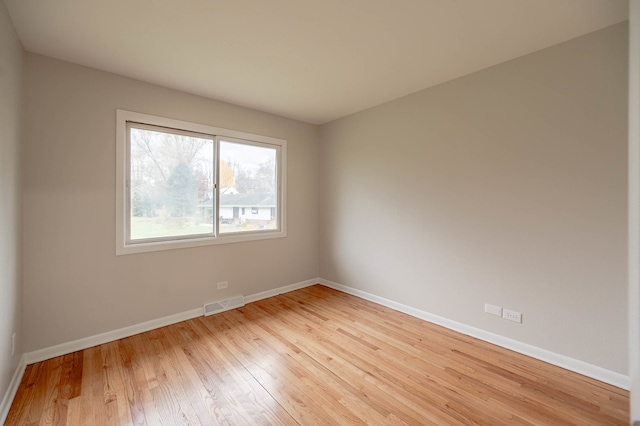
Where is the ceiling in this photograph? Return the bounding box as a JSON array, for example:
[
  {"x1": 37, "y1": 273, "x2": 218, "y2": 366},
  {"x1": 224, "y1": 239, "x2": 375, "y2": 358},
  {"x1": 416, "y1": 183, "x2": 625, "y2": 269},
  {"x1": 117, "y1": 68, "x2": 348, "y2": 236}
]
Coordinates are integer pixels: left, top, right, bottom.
[{"x1": 4, "y1": 0, "x2": 629, "y2": 125}]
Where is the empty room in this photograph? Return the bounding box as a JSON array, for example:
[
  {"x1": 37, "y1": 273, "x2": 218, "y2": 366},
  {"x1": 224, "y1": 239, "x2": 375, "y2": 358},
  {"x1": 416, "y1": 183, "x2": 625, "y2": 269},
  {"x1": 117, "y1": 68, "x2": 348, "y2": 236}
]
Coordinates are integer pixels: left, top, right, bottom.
[{"x1": 1, "y1": 0, "x2": 640, "y2": 424}]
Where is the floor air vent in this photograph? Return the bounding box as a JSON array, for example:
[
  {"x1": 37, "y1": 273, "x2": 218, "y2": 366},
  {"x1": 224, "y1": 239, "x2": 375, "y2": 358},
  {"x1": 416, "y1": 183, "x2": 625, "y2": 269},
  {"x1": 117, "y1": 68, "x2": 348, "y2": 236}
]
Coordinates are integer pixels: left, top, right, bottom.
[{"x1": 204, "y1": 295, "x2": 245, "y2": 316}]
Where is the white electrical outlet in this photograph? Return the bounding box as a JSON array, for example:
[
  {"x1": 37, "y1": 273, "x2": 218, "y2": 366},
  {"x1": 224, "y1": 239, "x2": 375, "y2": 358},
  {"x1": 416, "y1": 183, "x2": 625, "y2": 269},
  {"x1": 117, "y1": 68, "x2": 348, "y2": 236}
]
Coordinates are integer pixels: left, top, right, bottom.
[
  {"x1": 503, "y1": 309, "x2": 522, "y2": 323},
  {"x1": 11, "y1": 333, "x2": 16, "y2": 356},
  {"x1": 485, "y1": 303, "x2": 502, "y2": 317},
  {"x1": 217, "y1": 281, "x2": 228, "y2": 290}
]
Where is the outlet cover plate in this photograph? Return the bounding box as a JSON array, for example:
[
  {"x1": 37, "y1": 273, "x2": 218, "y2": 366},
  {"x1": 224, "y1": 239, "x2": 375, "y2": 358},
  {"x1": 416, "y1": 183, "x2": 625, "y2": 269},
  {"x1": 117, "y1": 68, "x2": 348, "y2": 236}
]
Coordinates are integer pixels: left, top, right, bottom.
[
  {"x1": 503, "y1": 309, "x2": 522, "y2": 323},
  {"x1": 485, "y1": 303, "x2": 502, "y2": 316},
  {"x1": 217, "y1": 281, "x2": 228, "y2": 290}
]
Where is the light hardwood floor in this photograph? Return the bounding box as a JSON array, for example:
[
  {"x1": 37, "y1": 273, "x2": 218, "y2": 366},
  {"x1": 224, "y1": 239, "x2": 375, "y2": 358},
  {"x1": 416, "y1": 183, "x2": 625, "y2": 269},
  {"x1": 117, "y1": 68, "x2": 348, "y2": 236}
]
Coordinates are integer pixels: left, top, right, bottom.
[{"x1": 6, "y1": 285, "x2": 629, "y2": 425}]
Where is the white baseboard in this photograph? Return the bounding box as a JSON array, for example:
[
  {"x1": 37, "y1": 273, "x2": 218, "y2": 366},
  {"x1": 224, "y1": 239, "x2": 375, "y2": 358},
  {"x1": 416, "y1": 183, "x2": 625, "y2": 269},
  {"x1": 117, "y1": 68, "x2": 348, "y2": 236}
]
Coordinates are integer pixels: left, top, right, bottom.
[
  {"x1": 318, "y1": 278, "x2": 630, "y2": 390},
  {"x1": 0, "y1": 355, "x2": 27, "y2": 424},
  {"x1": 244, "y1": 278, "x2": 318, "y2": 304},
  {"x1": 24, "y1": 307, "x2": 203, "y2": 365},
  {"x1": 24, "y1": 278, "x2": 319, "y2": 365}
]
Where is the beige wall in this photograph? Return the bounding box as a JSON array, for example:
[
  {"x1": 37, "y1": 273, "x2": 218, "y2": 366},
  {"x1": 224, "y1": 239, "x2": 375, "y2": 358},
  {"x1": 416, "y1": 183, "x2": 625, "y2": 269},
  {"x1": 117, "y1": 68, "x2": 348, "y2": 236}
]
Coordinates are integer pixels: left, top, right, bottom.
[
  {"x1": 22, "y1": 54, "x2": 320, "y2": 352},
  {"x1": 320, "y1": 23, "x2": 629, "y2": 374},
  {"x1": 0, "y1": 0, "x2": 23, "y2": 403}
]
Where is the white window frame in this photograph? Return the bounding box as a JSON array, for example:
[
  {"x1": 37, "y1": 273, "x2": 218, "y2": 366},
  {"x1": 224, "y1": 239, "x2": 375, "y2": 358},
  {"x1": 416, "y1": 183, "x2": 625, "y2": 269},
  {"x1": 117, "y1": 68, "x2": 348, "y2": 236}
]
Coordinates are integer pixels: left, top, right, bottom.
[{"x1": 116, "y1": 109, "x2": 287, "y2": 255}]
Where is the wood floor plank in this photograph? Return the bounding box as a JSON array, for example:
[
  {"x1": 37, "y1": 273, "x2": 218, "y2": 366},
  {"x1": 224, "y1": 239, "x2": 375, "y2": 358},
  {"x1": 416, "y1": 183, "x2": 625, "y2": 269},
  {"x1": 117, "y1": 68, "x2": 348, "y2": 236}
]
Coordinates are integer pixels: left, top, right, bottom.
[
  {"x1": 5, "y1": 364, "x2": 45, "y2": 425},
  {"x1": 90, "y1": 344, "x2": 122, "y2": 425},
  {"x1": 37, "y1": 357, "x2": 64, "y2": 425},
  {"x1": 144, "y1": 327, "x2": 213, "y2": 425},
  {"x1": 116, "y1": 337, "x2": 150, "y2": 425},
  {"x1": 6, "y1": 284, "x2": 630, "y2": 425},
  {"x1": 134, "y1": 330, "x2": 202, "y2": 425},
  {"x1": 103, "y1": 342, "x2": 134, "y2": 425}
]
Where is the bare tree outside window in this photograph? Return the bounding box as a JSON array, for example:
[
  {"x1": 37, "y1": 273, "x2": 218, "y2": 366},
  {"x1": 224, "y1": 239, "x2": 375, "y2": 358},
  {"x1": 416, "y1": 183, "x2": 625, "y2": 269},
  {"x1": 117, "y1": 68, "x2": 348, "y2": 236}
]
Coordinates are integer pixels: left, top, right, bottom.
[{"x1": 129, "y1": 127, "x2": 213, "y2": 240}]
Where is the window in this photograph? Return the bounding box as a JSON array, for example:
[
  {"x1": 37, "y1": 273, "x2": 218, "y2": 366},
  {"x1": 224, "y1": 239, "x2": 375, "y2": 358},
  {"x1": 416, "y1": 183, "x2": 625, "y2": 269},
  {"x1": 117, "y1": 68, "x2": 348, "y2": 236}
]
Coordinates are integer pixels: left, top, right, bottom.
[{"x1": 116, "y1": 110, "x2": 286, "y2": 255}]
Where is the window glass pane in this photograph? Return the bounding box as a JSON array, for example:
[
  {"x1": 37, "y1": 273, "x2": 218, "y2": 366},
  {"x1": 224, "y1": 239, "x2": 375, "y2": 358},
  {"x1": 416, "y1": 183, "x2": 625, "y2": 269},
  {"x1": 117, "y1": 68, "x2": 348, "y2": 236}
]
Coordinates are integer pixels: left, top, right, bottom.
[
  {"x1": 219, "y1": 140, "x2": 278, "y2": 233},
  {"x1": 129, "y1": 126, "x2": 214, "y2": 241}
]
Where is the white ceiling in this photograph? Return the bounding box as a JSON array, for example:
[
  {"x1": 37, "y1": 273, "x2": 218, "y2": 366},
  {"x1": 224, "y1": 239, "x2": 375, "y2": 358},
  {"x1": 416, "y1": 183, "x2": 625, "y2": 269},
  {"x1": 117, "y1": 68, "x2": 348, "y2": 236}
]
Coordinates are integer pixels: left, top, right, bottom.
[{"x1": 4, "y1": 0, "x2": 629, "y2": 124}]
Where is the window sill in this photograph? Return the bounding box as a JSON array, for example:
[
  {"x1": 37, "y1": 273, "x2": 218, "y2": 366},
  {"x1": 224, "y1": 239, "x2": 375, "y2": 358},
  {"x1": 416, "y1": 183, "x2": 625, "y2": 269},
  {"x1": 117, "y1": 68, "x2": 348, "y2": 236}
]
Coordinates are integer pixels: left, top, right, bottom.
[{"x1": 116, "y1": 229, "x2": 287, "y2": 255}]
